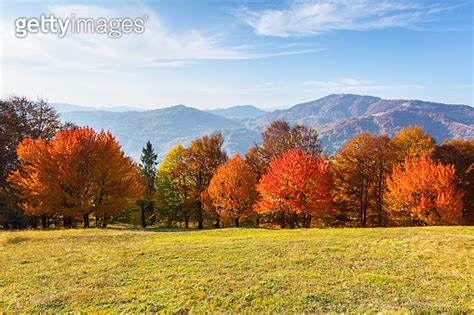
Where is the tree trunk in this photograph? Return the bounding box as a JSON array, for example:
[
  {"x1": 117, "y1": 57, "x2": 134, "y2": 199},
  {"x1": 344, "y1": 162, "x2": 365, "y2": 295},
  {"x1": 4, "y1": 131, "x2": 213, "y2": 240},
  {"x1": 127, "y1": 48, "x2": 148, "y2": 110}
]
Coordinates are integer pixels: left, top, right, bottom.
[
  {"x1": 197, "y1": 202, "x2": 204, "y2": 229},
  {"x1": 377, "y1": 201, "x2": 382, "y2": 227},
  {"x1": 289, "y1": 212, "x2": 295, "y2": 229},
  {"x1": 377, "y1": 161, "x2": 384, "y2": 227},
  {"x1": 235, "y1": 217, "x2": 239, "y2": 227},
  {"x1": 363, "y1": 182, "x2": 368, "y2": 227},
  {"x1": 279, "y1": 211, "x2": 286, "y2": 228},
  {"x1": 83, "y1": 213, "x2": 90, "y2": 228},
  {"x1": 140, "y1": 201, "x2": 146, "y2": 228},
  {"x1": 63, "y1": 216, "x2": 72, "y2": 228},
  {"x1": 31, "y1": 216, "x2": 38, "y2": 229},
  {"x1": 255, "y1": 215, "x2": 260, "y2": 227},
  {"x1": 41, "y1": 215, "x2": 49, "y2": 229},
  {"x1": 215, "y1": 216, "x2": 220, "y2": 228},
  {"x1": 306, "y1": 214, "x2": 312, "y2": 228},
  {"x1": 185, "y1": 219, "x2": 189, "y2": 228},
  {"x1": 102, "y1": 212, "x2": 108, "y2": 228},
  {"x1": 148, "y1": 201, "x2": 155, "y2": 225},
  {"x1": 359, "y1": 184, "x2": 364, "y2": 226}
]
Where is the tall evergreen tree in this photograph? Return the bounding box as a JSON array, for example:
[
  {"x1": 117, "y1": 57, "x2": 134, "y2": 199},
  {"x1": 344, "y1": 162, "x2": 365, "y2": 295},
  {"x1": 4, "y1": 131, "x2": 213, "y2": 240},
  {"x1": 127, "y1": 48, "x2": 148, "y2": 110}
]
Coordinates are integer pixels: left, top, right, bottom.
[{"x1": 139, "y1": 141, "x2": 158, "y2": 228}]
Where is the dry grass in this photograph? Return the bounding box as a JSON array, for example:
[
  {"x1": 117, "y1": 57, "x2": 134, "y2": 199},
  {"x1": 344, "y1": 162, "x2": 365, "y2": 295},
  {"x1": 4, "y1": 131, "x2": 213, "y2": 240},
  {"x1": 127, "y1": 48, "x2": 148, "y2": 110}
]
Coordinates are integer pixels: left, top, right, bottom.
[{"x1": 0, "y1": 226, "x2": 473, "y2": 312}]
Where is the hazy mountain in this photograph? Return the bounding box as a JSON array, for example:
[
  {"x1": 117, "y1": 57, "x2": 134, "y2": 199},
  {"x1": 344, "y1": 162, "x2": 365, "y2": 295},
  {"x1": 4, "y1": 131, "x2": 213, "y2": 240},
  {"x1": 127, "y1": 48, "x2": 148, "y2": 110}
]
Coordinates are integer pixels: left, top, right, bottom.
[
  {"x1": 248, "y1": 94, "x2": 404, "y2": 128},
  {"x1": 208, "y1": 105, "x2": 266, "y2": 120},
  {"x1": 59, "y1": 94, "x2": 473, "y2": 160},
  {"x1": 60, "y1": 105, "x2": 246, "y2": 160},
  {"x1": 249, "y1": 94, "x2": 473, "y2": 155},
  {"x1": 52, "y1": 103, "x2": 146, "y2": 113},
  {"x1": 317, "y1": 99, "x2": 474, "y2": 154}
]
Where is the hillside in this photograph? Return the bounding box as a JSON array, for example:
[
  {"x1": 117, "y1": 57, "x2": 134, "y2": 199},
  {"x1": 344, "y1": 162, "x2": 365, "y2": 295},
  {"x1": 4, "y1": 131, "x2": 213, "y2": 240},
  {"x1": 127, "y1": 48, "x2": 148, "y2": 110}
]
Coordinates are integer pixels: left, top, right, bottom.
[
  {"x1": 52, "y1": 103, "x2": 145, "y2": 113},
  {"x1": 315, "y1": 99, "x2": 474, "y2": 154},
  {"x1": 248, "y1": 94, "x2": 397, "y2": 127},
  {"x1": 249, "y1": 94, "x2": 473, "y2": 154},
  {"x1": 208, "y1": 105, "x2": 266, "y2": 120},
  {"x1": 1, "y1": 227, "x2": 472, "y2": 312},
  {"x1": 60, "y1": 105, "x2": 245, "y2": 160},
  {"x1": 59, "y1": 94, "x2": 473, "y2": 160}
]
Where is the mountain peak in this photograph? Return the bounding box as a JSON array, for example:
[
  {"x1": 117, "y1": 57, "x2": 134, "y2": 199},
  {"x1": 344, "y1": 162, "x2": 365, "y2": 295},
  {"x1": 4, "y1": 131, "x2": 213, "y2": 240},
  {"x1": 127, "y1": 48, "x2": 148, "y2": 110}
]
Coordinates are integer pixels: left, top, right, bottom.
[
  {"x1": 168, "y1": 104, "x2": 190, "y2": 110},
  {"x1": 208, "y1": 105, "x2": 266, "y2": 120}
]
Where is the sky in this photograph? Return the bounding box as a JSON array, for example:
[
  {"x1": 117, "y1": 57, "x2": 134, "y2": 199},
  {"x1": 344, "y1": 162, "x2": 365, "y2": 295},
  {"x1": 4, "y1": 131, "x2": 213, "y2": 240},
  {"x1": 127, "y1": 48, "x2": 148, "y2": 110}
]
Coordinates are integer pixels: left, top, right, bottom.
[{"x1": 0, "y1": 0, "x2": 472, "y2": 109}]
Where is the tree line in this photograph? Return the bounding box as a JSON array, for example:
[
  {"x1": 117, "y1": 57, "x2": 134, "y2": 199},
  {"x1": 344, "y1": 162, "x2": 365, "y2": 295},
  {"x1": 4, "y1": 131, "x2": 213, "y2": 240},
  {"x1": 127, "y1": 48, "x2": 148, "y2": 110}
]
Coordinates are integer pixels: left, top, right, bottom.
[{"x1": 1, "y1": 97, "x2": 473, "y2": 229}]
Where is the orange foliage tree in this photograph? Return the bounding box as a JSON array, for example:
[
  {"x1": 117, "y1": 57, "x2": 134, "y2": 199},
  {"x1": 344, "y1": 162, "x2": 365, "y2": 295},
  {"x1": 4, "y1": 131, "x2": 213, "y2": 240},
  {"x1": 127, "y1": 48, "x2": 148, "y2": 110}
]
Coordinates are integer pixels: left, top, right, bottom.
[
  {"x1": 7, "y1": 138, "x2": 52, "y2": 221},
  {"x1": 206, "y1": 154, "x2": 257, "y2": 227},
  {"x1": 332, "y1": 133, "x2": 392, "y2": 227},
  {"x1": 386, "y1": 157, "x2": 463, "y2": 225},
  {"x1": 8, "y1": 128, "x2": 144, "y2": 228},
  {"x1": 255, "y1": 148, "x2": 332, "y2": 228},
  {"x1": 434, "y1": 139, "x2": 474, "y2": 224},
  {"x1": 181, "y1": 133, "x2": 227, "y2": 229}
]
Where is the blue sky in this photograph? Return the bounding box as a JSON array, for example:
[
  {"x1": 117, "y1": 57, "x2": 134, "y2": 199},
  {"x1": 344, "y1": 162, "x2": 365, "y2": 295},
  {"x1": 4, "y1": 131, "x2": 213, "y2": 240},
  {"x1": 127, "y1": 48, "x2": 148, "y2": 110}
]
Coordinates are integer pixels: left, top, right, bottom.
[{"x1": 1, "y1": 0, "x2": 472, "y2": 109}]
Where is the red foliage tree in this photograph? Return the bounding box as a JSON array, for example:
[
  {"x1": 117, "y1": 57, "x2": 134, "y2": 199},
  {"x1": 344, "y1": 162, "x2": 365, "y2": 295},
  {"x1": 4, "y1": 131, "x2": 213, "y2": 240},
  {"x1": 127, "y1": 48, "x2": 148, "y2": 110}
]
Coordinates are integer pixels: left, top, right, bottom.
[{"x1": 255, "y1": 148, "x2": 332, "y2": 228}]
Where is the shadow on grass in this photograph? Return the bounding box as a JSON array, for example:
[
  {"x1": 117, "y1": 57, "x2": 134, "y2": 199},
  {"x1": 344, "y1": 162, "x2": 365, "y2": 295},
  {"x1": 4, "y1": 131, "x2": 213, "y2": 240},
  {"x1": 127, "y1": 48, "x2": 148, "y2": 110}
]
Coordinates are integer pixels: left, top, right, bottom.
[{"x1": 105, "y1": 225, "x2": 267, "y2": 233}]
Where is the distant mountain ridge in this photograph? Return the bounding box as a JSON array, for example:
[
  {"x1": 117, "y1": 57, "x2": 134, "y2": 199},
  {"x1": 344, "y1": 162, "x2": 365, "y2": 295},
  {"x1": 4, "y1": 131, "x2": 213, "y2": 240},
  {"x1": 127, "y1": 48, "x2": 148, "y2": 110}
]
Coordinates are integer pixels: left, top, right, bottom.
[
  {"x1": 248, "y1": 94, "x2": 473, "y2": 154},
  {"x1": 58, "y1": 94, "x2": 473, "y2": 160},
  {"x1": 52, "y1": 103, "x2": 147, "y2": 113},
  {"x1": 207, "y1": 105, "x2": 266, "y2": 120},
  {"x1": 60, "y1": 105, "x2": 246, "y2": 160}
]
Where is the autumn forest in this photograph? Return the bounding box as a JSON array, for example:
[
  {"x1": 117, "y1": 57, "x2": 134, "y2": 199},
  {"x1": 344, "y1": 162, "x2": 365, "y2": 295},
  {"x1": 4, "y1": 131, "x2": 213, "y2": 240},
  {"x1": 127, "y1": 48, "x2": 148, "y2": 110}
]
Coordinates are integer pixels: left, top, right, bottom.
[{"x1": 1, "y1": 96, "x2": 473, "y2": 230}]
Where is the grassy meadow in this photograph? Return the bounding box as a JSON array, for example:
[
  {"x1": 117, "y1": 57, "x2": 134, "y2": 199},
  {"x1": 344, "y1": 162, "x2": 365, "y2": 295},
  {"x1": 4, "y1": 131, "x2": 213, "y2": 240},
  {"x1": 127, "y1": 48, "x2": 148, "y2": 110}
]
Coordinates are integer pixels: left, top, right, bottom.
[{"x1": 0, "y1": 226, "x2": 473, "y2": 313}]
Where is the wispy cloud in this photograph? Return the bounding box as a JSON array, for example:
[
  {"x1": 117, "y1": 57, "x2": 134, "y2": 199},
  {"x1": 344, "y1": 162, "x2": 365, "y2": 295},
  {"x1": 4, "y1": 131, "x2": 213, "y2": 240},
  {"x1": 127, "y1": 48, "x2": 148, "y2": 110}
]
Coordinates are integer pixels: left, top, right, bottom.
[
  {"x1": 234, "y1": 0, "x2": 453, "y2": 37},
  {"x1": 303, "y1": 78, "x2": 425, "y2": 93},
  {"x1": 1, "y1": 4, "x2": 319, "y2": 73}
]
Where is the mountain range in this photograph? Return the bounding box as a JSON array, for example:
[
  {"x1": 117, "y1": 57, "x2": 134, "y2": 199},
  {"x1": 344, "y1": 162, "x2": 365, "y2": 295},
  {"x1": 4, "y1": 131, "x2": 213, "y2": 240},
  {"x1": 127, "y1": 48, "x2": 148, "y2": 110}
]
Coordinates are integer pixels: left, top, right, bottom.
[
  {"x1": 56, "y1": 94, "x2": 474, "y2": 161},
  {"x1": 207, "y1": 105, "x2": 267, "y2": 120}
]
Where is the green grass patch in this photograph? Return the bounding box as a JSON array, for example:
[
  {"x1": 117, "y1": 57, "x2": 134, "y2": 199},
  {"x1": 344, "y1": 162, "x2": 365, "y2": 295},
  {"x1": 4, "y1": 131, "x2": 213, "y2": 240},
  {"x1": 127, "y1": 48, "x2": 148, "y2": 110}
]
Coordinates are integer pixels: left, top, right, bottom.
[{"x1": 0, "y1": 226, "x2": 473, "y2": 312}]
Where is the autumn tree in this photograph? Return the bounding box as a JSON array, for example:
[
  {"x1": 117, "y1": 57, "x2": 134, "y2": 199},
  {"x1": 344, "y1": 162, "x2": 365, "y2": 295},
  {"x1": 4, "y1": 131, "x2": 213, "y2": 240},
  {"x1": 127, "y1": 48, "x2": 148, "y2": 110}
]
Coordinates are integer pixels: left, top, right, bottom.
[
  {"x1": 7, "y1": 138, "x2": 53, "y2": 228},
  {"x1": 256, "y1": 148, "x2": 331, "y2": 228},
  {"x1": 0, "y1": 187, "x2": 23, "y2": 229},
  {"x1": 369, "y1": 134, "x2": 393, "y2": 226},
  {"x1": 245, "y1": 147, "x2": 266, "y2": 179},
  {"x1": 8, "y1": 128, "x2": 144, "y2": 228},
  {"x1": 247, "y1": 120, "x2": 321, "y2": 226},
  {"x1": 139, "y1": 141, "x2": 158, "y2": 228},
  {"x1": 91, "y1": 132, "x2": 145, "y2": 228},
  {"x1": 332, "y1": 133, "x2": 392, "y2": 226},
  {"x1": 181, "y1": 133, "x2": 227, "y2": 229},
  {"x1": 434, "y1": 139, "x2": 474, "y2": 224},
  {"x1": 390, "y1": 126, "x2": 436, "y2": 164},
  {"x1": 155, "y1": 144, "x2": 194, "y2": 227},
  {"x1": 254, "y1": 120, "x2": 321, "y2": 169},
  {"x1": 386, "y1": 157, "x2": 463, "y2": 225},
  {"x1": 0, "y1": 96, "x2": 61, "y2": 184},
  {"x1": 244, "y1": 147, "x2": 267, "y2": 226},
  {"x1": 200, "y1": 189, "x2": 219, "y2": 227},
  {"x1": 0, "y1": 96, "x2": 62, "y2": 228},
  {"x1": 206, "y1": 154, "x2": 257, "y2": 227}
]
